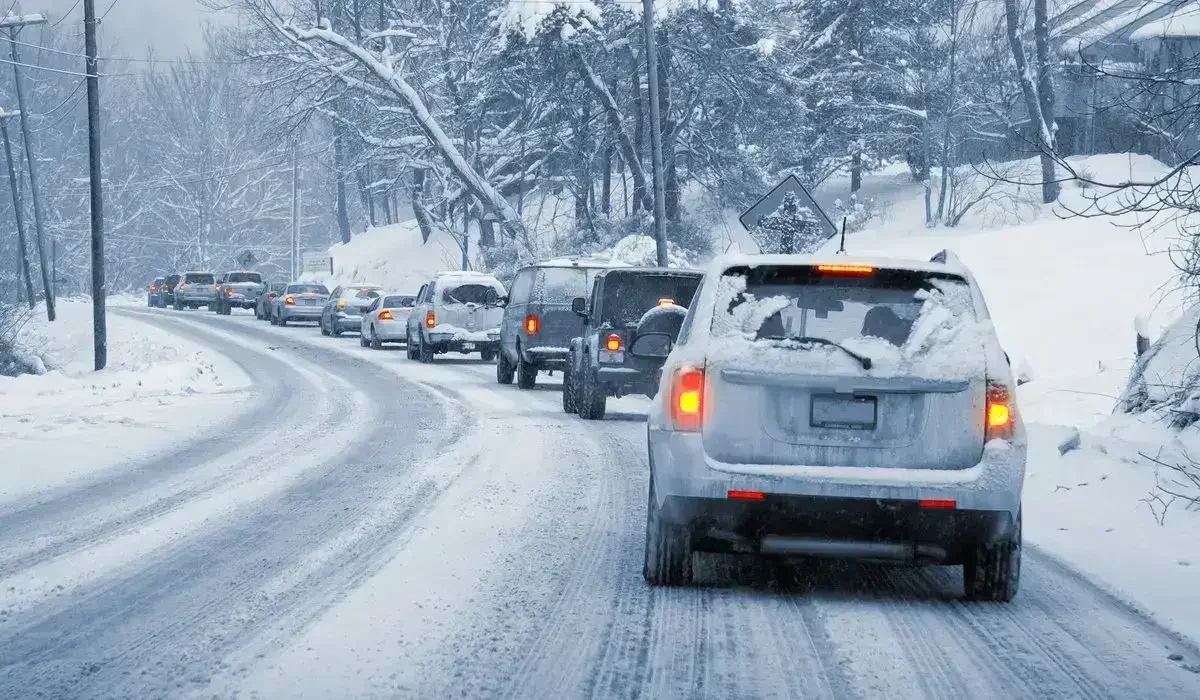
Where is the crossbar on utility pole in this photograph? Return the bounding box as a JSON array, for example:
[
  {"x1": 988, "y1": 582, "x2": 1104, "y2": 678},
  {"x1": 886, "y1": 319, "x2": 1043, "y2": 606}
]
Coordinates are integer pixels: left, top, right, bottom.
[
  {"x1": 0, "y1": 110, "x2": 33, "y2": 308},
  {"x1": 640, "y1": 0, "x2": 669, "y2": 268},
  {"x1": 83, "y1": 0, "x2": 106, "y2": 370},
  {"x1": 4, "y1": 11, "x2": 53, "y2": 320}
]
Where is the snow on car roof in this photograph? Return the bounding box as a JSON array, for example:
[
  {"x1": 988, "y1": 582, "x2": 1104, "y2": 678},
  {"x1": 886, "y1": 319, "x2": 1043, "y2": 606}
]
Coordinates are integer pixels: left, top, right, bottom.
[
  {"x1": 533, "y1": 257, "x2": 629, "y2": 269},
  {"x1": 706, "y1": 252, "x2": 970, "y2": 277},
  {"x1": 435, "y1": 270, "x2": 502, "y2": 283}
]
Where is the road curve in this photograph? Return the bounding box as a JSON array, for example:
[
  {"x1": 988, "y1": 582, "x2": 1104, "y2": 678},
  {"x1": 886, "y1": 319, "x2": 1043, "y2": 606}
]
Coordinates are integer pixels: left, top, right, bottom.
[{"x1": 1, "y1": 308, "x2": 1198, "y2": 699}]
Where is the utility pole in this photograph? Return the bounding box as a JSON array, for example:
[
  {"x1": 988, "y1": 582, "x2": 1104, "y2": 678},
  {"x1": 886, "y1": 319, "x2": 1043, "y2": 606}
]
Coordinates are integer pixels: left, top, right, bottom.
[
  {"x1": 291, "y1": 142, "x2": 299, "y2": 280},
  {"x1": 639, "y1": 0, "x2": 668, "y2": 267},
  {"x1": 0, "y1": 110, "x2": 33, "y2": 308},
  {"x1": 2, "y1": 11, "x2": 54, "y2": 320},
  {"x1": 83, "y1": 0, "x2": 106, "y2": 370}
]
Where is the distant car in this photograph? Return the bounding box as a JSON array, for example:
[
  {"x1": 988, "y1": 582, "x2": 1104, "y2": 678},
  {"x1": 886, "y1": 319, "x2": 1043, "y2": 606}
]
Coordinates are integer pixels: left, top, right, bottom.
[
  {"x1": 255, "y1": 282, "x2": 288, "y2": 320},
  {"x1": 641, "y1": 252, "x2": 1025, "y2": 602},
  {"x1": 497, "y1": 259, "x2": 613, "y2": 389},
  {"x1": 270, "y1": 283, "x2": 330, "y2": 326},
  {"x1": 320, "y1": 284, "x2": 383, "y2": 337},
  {"x1": 172, "y1": 271, "x2": 217, "y2": 310},
  {"x1": 406, "y1": 272, "x2": 505, "y2": 363},
  {"x1": 147, "y1": 276, "x2": 166, "y2": 307},
  {"x1": 360, "y1": 294, "x2": 417, "y2": 349},
  {"x1": 564, "y1": 268, "x2": 703, "y2": 418},
  {"x1": 161, "y1": 273, "x2": 181, "y2": 308},
  {"x1": 213, "y1": 271, "x2": 267, "y2": 315}
]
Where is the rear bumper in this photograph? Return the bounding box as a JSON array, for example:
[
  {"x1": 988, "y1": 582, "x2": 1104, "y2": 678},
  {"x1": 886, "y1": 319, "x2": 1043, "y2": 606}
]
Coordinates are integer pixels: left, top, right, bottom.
[
  {"x1": 650, "y1": 431, "x2": 1025, "y2": 524},
  {"x1": 280, "y1": 306, "x2": 322, "y2": 320},
  {"x1": 597, "y1": 365, "x2": 657, "y2": 395},
  {"x1": 222, "y1": 295, "x2": 257, "y2": 308},
  {"x1": 176, "y1": 293, "x2": 215, "y2": 304},
  {"x1": 370, "y1": 320, "x2": 407, "y2": 341},
  {"x1": 334, "y1": 313, "x2": 364, "y2": 332},
  {"x1": 523, "y1": 346, "x2": 570, "y2": 368},
  {"x1": 427, "y1": 333, "x2": 499, "y2": 353}
]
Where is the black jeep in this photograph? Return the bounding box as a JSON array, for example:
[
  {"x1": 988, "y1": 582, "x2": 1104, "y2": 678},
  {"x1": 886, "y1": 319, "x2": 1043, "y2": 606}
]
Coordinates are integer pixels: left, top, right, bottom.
[{"x1": 564, "y1": 267, "x2": 703, "y2": 419}]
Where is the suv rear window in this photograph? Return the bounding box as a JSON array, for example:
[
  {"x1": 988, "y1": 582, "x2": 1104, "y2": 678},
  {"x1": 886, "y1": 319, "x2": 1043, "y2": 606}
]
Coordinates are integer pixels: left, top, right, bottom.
[
  {"x1": 537, "y1": 267, "x2": 593, "y2": 304},
  {"x1": 226, "y1": 272, "x2": 262, "y2": 283},
  {"x1": 712, "y1": 265, "x2": 980, "y2": 376},
  {"x1": 600, "y1": 273, "x2": 702, "y2": 326},
  {"x1": 185, "y1": 273, "x2": 214, "y2": 284},
  {"x1": 442, "y1": 283, "x2": 498, "y2": 305}
]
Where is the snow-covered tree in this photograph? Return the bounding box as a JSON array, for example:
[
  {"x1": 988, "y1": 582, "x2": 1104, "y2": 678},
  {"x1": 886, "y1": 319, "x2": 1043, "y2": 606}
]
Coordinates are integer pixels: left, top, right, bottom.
[{"x1": 750, "y1": 192, "x2": 827, "y2": 255}]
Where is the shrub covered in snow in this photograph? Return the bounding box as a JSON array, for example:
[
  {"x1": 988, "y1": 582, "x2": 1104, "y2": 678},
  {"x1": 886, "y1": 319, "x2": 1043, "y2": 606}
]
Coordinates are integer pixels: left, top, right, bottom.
[
  {"x1": 1122, "y1": 304, "x2": 1200, "y2": 427},
  {"x1": 0, "y1": 303, "x2": 35, "y2": 377}
]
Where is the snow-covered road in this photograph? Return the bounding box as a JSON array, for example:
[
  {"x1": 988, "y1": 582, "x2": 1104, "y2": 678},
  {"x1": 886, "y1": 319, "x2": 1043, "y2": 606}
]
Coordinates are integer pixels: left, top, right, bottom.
[{"x1": 1, "y1": 308, "x2": 1197, "y2": 699}]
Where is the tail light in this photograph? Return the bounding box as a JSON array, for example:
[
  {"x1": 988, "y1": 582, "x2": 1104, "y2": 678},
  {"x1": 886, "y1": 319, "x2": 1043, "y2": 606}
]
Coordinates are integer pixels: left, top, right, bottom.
[
  {"x1": 178, "y1": 282, "x2": 186, "y2": 290},
  {"x1": 919, "y1": 499, "x2": 957, "y2": 509},
  {"x1": 379, "y1": 309, "x2": 394, "y2": 321},
  {"x1": 337, "y1": 299, "x2": 347, "y2": 311},
  {"x1": 524, "y1": 315, "x2": 539, "y2": 334},
  {"x1": 816, "y1": 264, "x2": 875, "y2": 276},
  {"x1": 669, "y1": 367, "x2": 705, "y2": 432},
  {"x1": 728, "y1": 490, "x2": 765, "y2": 501},
  {"x1": 657, "y1": 299, "x2": 675, "y2": 307},
  {"x1": 985, "y1": 383, "x2": 1014, "y2": 441},
  {"x1": 268, "y1": 293, "x2": 277, "y2": 299},
  {"x1": 285, "y1": 296, "x2": 296, "y2": 305},
  {"x1": 425, "y1": 311, "x2": 436, "y2": 328},
  {"x1": 150, "y1": 284, "x2": 158, "y2": 291},
  {"x1": 605, "y1": 334, "x2": 622, "y2": 352},
  {"x1": 225, "y1": 287, "x2": 233, "y2": 297}
]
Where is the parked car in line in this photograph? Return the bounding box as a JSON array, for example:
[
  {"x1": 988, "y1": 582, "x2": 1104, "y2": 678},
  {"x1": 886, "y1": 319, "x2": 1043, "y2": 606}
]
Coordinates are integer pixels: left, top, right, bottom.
[
  {"x1": 147, "y1": 276, "x2": 166, "y2": 307},
  {"x1": 564, "y1": 267, "x2": 703, "y2": 418},
  {"x1": 269, "y1": 283, "x2": 329, "y2": 326},
  {"x1": 320, "y1": 284, "x2": 383, "y2": 337},
  {"x1": 172, "y1": 272, "x2": 217, "y2": 310},
  {"x1": 497, "y1": 258, "x2": 613, "y2": 389},
  {"x1": 406, "y1": 271, "x2": 505, "y2": 363},
  {"x1": 161, "y1": 273, "x2": 182, "y2": 308},
  {"x1": 255, "y1": 282, "x2": 288, "y2": 320},
  {"x1": 640, "y1": 252, "x2": 1025, "y2": 602},
  {"x1": 213, "y1": 271, "x2": 267, "y2": 315},
  {"x1": 360, "y1": 293, "x2": 417, "y2": 349}
]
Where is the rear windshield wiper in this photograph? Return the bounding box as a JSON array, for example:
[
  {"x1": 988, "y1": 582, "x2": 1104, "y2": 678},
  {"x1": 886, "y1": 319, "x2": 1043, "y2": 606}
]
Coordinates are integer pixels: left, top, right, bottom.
[{"x1": 760, "y1": 335, "x2": 873, "y2": 370}]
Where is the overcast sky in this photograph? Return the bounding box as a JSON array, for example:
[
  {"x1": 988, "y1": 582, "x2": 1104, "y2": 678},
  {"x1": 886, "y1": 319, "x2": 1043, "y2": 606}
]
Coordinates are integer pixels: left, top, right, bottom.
[{"x1": 31, "y1": 0, "x2": 231, "y2": 58}]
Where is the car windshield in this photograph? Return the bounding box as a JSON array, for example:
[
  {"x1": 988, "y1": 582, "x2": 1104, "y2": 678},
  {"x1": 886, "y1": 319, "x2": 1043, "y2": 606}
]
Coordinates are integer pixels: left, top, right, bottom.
[
  {"x1": 288, "y1": 284, "x2": 327, "y2": 294},
  {"x1": 226, "y1": 272, "x2": 262, "y2": 283},
  {"x1": 538, "y1": 267, "x2": 594, "y2": 304},
  {"x1": 384, "y1": 295, "x2": 416, "y2": 308},
  {"x1": 714, "y1": 265, "x2": 976, "y2": 349},
  {"x1": 270, "y1": 283, "x2": 288, "y2": 292},
  {"x1": 442, "y1": 283, "x2": 498, "y2": 305},
  {"x1": 353, "y1": 288, "x2": 382, "y2": 300},
  {"x1": 185, "y1": 273, "x2": 214, "y2": 284},
  {"x1": 599, "y1": 274, "x2": 702, "y2": 326}
]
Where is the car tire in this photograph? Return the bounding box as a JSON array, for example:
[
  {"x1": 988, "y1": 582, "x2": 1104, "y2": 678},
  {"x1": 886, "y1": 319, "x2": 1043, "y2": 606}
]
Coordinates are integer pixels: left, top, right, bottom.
[
  {"x1": 578, "y1": 360, "x2": 607, "y2": 420},
  {"x1": 562, "y1": 360, "x2": 577, "y2": 414},
  {"x1": 406, "y1": 331, "x2": 418, "y2": 360},
  {"x1": 330, "y1": 320, "x2": 342, "y2": 338},
  {"x1": 516, "y1": 351, "x2": 536, "y2": 389},
  {"x1": 270, "y1": 312, "x2": 278, "y2": 326},
  {"x1": 278, "y1": 315, "x2": 288, "y2": 327},
  {"x1": 480, "y1": 348, "x2": 495, "y2": 362},
  {"x1": 320, "y1": 315, "x2": 330, "y2": 336},
  {"x1": 371, "y1": 328, "x2": 383, "y2": 350},
  {"x1": 418, "y1": 333, "x2": 433, "y2": 363},
  {"x1": 496, "y1": 349, "x2": 515, "y2": 384},
  {"x1": 963, "y1": 512, "x2": 1021, "y2": 602},
  {"x1": 643, "y1": 475, "x2": 693, "y2": 586},
  {"x1": 360, "y1": 333, "x2": 369, "y2": 348}
]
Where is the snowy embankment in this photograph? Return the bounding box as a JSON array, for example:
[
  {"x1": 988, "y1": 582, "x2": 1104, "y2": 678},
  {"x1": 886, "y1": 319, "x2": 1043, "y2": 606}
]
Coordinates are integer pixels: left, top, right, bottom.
[
  {"x1": 838, "y1": 153, "x2": 1200, "y2": 643},
  {"x1": 0, "y1": 299, "x2": 251, "y2": 504}
]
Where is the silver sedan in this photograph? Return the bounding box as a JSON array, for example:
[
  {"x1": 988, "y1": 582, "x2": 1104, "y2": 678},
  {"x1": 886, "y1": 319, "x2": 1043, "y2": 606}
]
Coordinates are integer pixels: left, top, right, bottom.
[
  {"x1": 360, "y1": 293, "x2": 418, "y2": 349},
  {"x1": 269, "y1": 283, "x2": 330, "y2": 327}
]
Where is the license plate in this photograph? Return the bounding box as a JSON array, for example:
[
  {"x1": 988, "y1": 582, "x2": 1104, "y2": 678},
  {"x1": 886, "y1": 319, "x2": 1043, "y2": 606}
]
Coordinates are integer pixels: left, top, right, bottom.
[
  {"x1": 810, "y1": 395, "x2": 877, "y2": 430},
  {"x1": 462, "y1": 343, "x2": 475, "y2": 351}
]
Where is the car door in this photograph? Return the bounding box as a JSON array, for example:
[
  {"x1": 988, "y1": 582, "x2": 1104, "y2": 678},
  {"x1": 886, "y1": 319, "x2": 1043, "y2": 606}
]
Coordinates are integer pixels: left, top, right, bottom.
[
  {"x1": 362, "y1": 297, "x2": 380, "y2": 333},
  {"x1": 409, "y1": 283, "x2": 429, "y2": 339},
  {"x1": 324, "y1": 286, "x2": 343, "y2": 326}
]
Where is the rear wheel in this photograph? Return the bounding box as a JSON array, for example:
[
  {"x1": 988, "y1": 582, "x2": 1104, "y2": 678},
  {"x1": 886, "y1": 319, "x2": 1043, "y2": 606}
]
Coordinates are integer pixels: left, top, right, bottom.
[
  {"x1": 418, "y1": 333, "x2": 433, "y2": 363},
  {"x1": 496, "y1": 349, "x2": 515, "y2": 384},
  {"x1": 406, "y1": 331, "x2": 418, "y2": 360},
  {"x1": 371, "y1": 328, "x2": 383, "y2": 350},
  {"x1": 360, "y1": 333, "x2": 369, "y2": 348},
  {"x1": 320, "y1": 315, "x2": 330, "y2": 336},
  {"x1": 562, "y1": 360, "x2": 577, "y2": 414},
  {"x1": 480, "y1": 348, "x2": 495, "y2": 362},
  {"x1": 578, "y1": 359, "x2": 607, "y2": 420},
  {"x1": 963, "y1": 512, "x2": 1021, "y2": 602},
  {"x1": 278, "y1": 315, "x2": 288, "y2": 327},
  {"x1": 516, "y1": 351, "x2": 537, "y2": 389},
  {"x1": 329, "y1": 319, "x2": 342, "y2": 337},
  {"x1": 643, "y1": 475, "x2": 693, "y2": 586}
]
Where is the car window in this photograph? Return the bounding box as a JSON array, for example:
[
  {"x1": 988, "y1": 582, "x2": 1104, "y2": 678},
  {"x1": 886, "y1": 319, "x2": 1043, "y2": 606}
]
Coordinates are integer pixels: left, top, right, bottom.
[
  {"x1": 713, "y1": 265, "x2": 976, "y2": 351},
  {"x1": 536, "y1": 267, "x2": 591, "y2": 305},
  {"x1": 287, "y1": 284, "x2": 327, "y2": 294},
  {"x1": 271, "y1": 283, "x2": 288, "y2": 292},
  {"x1": 353, "y1": 288, "x2": 381, "y2": 300},
  {"x1": 185, "y1": 273, "x2": 215, "y2": 284},
  {"x1": 598, "y1": 274, "x2": 702, "y2": 326},
  {"x1": 509, "y1": 268, "x2": 536, "y2": 304},
  {"x1": 226, "y1": 272, "x2": 262, "y2": 283},
  {"x1": 384, "y1": 295, "x2": 416, "y2": 308},
  {"x1": 441, "y1": 283, "x2": 499, "y2": 305}
]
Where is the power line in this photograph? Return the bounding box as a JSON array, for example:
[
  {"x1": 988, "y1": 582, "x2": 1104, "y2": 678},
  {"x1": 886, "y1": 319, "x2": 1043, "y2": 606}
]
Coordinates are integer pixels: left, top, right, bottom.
[{"x1": 0, "y1": 35, "x2": 244, "y2": 66}]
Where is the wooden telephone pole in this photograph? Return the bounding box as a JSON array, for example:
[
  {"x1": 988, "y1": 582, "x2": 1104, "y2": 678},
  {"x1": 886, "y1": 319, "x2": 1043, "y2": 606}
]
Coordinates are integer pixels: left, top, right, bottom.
[{"x1": 82, "y1": 0, "x2": 107, "y2": 370}]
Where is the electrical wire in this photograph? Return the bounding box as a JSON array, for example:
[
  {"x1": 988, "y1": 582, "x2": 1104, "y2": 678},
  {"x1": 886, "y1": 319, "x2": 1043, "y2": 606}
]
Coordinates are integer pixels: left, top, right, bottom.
[{"x1": 0, "y1": 35, "x2": 245, "y2": 66}]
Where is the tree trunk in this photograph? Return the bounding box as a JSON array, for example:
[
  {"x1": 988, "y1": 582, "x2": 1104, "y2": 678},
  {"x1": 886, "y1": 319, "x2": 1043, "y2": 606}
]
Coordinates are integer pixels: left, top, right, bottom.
[
  {"x1": 936, "y1": 6, "x2": 960, "y2": 223},
  {"x1": 1003, "y1": 0, "x2": 1060, "y2": 204},
  {"x1": 575, "y1": 48, "x2": 653, "y2": 214},
  {"x1": 412, "y1": 168, "x2": 433, "y2": 243},
  {"x1": 657, "y1": 29, "x2": 681, "y2": 223},
  {"x1": 631, "y1": 47, "x2": 646, "y2": 214},
  {"x1": 850, "y1": 152, "x2": 862, "y2": 193},
  {"x1": 333, "y1": 123, "x2": 352, "y2": 244},
  {"x1": 575, "y1": 100, "x2": 591, "y2": 228}
]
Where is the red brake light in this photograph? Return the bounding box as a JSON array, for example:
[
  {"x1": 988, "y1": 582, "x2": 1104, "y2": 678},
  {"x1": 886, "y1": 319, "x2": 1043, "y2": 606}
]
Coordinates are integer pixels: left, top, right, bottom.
[
  {"x1": 985, "y1": 383, "x2": 1014, "y2": 440},
  {"x1": 178, "y1": 282, "x2": 185, "y2": 290},
  {"x1": 268, "y1": 293, "x2": 277, "y2": 299},
  {"x1": 379, "y1": 309, "x2": 394, "y2": 321},
  {"x1": 425, "y1": 311, "x2": 436, "y2": 328},
  {"x1": 284, "y1": 296, "x2": 296, "y2": 305},
  {"x1": 670, "y1": 367, "x2": 705, "y2": 432},
  {"x1": 728, "y1": 490, "x2": 765, "y2": 501},
  {"x1": 225, "y1": 287, "x2": 234, "y2": 297},
  {"x1": 150, "y1": 284, "x2": 158, "y2": 291},
  {"x1": 605, "y1": 334, "x2": 622, "y2": 352},
  {"x1": 919, "y1": 499, "x2": 956, "y2": 509},
  {"x1": 816, "y1": 264, "x2": 875, "y2": 276},
  {"x1": 525, "y1": 315, "x2": 539, "y2": 334}
]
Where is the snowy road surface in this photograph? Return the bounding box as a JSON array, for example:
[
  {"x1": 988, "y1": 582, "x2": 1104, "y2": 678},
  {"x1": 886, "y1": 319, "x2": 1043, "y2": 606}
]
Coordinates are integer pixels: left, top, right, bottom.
[{"x1": 1, "y1": 308, "x2": 1198, "y2": 699}]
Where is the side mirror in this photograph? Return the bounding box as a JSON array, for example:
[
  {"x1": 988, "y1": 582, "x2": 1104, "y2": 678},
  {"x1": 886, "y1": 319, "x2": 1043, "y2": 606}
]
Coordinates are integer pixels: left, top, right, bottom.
[
  {"x1": 629, "y1": 332, "x2": 674, "y2": 360},
  {"x1": 571, "y1": 297, "x2": 587, "y2": 317}
]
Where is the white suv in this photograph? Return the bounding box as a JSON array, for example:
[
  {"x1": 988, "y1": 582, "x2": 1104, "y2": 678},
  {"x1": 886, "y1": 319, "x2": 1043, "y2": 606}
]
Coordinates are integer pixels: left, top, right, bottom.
[
  {"x1": 639, "y1": 252, "x2": 1024, "y2": 601},
  {"x1": 406, "y1": 271, "x2": 507, "y2": 363}
]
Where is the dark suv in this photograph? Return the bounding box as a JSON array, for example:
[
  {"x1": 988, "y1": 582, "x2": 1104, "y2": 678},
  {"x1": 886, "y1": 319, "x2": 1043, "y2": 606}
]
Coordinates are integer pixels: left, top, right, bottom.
[
  {"x1": 497, "y1": 259, "x2": 611, "y2": 389},
  {"x1": 564, "y1": 267, "x2": 703, "y2": 419},
  {"x1": 161, "y1": 273, "x2": 182, "y2": 308}
]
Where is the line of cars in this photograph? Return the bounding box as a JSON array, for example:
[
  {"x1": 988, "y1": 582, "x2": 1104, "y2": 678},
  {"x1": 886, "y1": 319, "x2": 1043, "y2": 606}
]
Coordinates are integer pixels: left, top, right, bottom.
[{"x1": 145, "y1": 250, "x2": 1025, "y2": 600}]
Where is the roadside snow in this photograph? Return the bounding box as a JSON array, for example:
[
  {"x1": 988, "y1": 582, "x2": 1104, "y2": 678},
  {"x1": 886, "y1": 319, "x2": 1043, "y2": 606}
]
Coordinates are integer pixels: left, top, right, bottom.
[{"x1": 0, "y1": 300, "x2": 250, "y2": 504}]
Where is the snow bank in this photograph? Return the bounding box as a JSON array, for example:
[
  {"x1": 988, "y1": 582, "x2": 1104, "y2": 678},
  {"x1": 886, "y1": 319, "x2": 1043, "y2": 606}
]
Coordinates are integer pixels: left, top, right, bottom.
[
  {"x1": 595, "y1": 234, "x2": 693, "y2": 268},
  {"x1": 305, "y1": 220, "x2": 471, "y2": 295}
]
